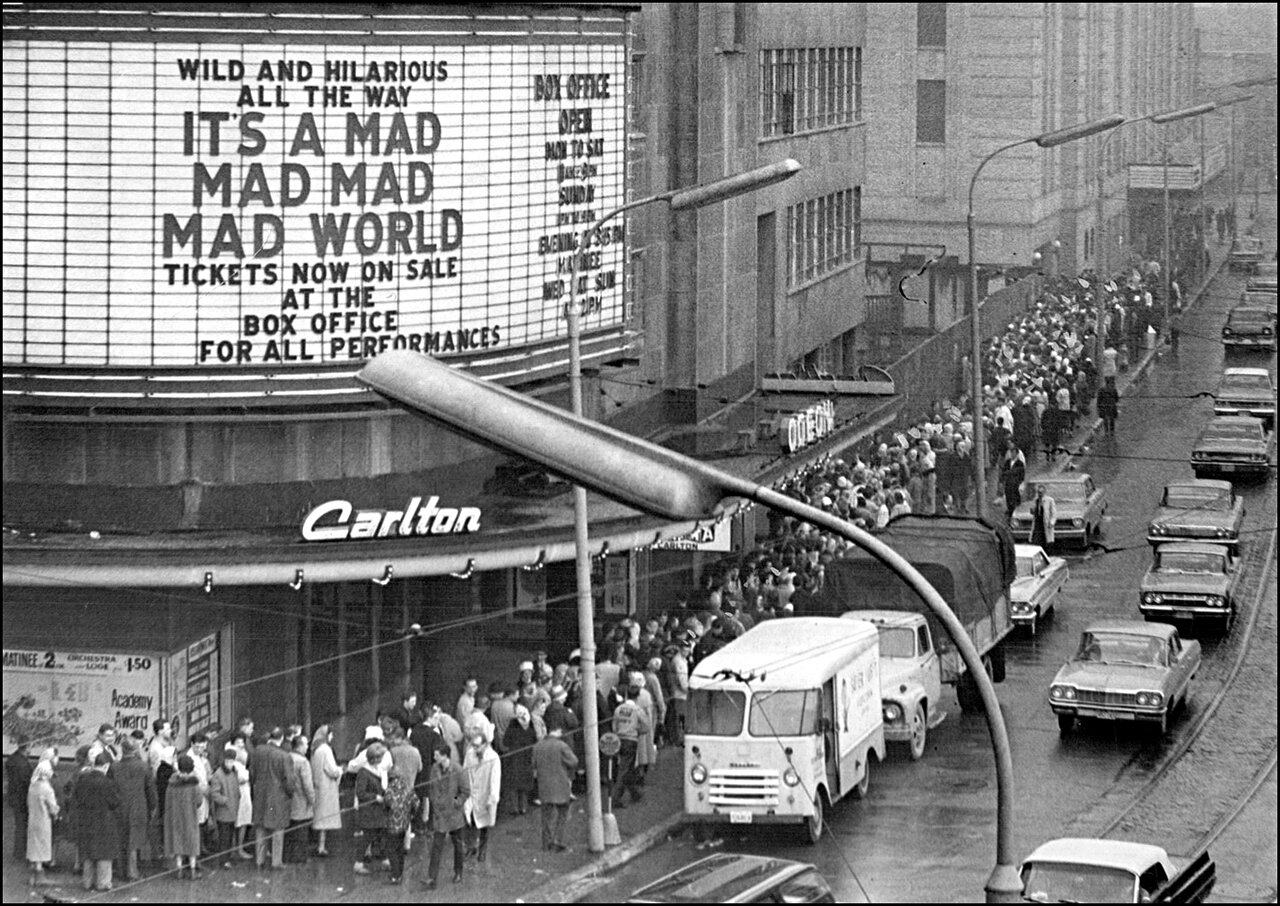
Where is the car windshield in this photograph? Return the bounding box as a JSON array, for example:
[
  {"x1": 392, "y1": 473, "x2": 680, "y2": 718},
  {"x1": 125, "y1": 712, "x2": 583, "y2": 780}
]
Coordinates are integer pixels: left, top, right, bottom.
[
  {"x1": 1157, "y1": 551, "x2": 1224, "y2": 573},
  {"x1": 687, "y1": 689, "x2": 746, "y2": 736},
  {"x1": 1162, "y1": 488, "x2": 1229, "y2": 510},
  {"x1": 1075, "y1": 631, "x2": 1166, "y2": 667},
  {"x1": 1255, "y1": 263, "x2": 1278, "y2": 278},
  {"x1": 1039, "y1": 482, "x2": 1085, "y2": 502},
  {"x1": 748, "y1": 689, "x2": 820, "y2": 737},
  {"x1": 1229, "y1": 308, "x2": 1272, "y2": 325},
  {"x1": 1202, "y1": 422, "x2": 1262, "y2": 442},
  {"x1": 876, "y1": 626, "x2": 916, "y2": 658},
  {"x1": 1220, "y1": 374, "x2": 1273, "y2": 394},
  {"x1": 1016, "y1": 556, "x2": 1042, "y2": 579},
  {"x1": 1020, "y1": 862, "x2": 1136, "y2": 904},
  {"x1": 631, "y1": 854, "x2": 786, "y2": 902}
]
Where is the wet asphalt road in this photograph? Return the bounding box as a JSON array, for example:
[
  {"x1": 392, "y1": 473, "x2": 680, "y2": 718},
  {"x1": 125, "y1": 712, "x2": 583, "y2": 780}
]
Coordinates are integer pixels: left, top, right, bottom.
[{"x1": 582, "y1": 198, "x2": 1277, "y2": 903}]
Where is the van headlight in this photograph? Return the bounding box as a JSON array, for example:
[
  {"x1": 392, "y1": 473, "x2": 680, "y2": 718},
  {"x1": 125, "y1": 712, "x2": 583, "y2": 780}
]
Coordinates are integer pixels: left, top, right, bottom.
[
  {"x1": 783, "y1": 767, "x2": 801, "y2": 787},
  {"x1": 1073, "y1": 517, "x2": 1084, "y2": 528},
  {"x1": 690, "y1": 763, "x2": 708, "y2": 785},
  {"x1": 883, "y1": 702, "x2": 902, "y2": 723}
]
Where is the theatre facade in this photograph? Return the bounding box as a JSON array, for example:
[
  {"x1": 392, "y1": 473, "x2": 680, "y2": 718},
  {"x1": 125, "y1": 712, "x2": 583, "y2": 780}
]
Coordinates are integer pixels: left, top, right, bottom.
[{"x1": 3, "y1": 3, "x2": 882, "y2": 754}]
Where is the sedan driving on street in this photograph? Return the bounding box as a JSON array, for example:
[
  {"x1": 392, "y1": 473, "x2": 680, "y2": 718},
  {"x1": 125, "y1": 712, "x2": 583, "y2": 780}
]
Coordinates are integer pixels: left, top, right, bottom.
[
  {"x1": 1009, "y1": 474, "x2": 1107, "y2": 549},
  {"x1": 1147, "y1": 479, "x2": 1245, "y2": 551},
  {"x1": 1228, "y1": 235, "x2": 1263, "y2": 272},
  {"x1": 1139, "y1": 542, "x2": 1242, "y2": 633},
  {"x1": 1246, "y1": 260, "x2": 1278, "y2": 294},
  {"x1": 1214, "y1": 366, "x2": 1277, "y2": 429},
  {"x1": 1049, "y1": 621, "x2": 1200, "y2": 736},
  {"x1": 1191, "y1": 415, "x2": 1273, "y2": 480},
  {"x1": 1011, "y1": 544, "x2": 1069, "y2": 635}
]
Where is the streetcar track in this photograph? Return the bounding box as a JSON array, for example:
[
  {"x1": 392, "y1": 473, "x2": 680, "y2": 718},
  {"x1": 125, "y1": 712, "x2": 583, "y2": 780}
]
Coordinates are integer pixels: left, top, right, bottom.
[
  {"x1": 1096, "y1": 501, "x2": 1277, "y2": 841},
  {"x1": 1195, "y1": 742, "x2": 1278, "y2": 856}
]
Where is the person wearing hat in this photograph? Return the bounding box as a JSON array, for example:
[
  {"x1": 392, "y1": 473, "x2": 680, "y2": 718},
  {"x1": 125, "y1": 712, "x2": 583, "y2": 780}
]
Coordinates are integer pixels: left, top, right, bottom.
[
  {"x1": 26, "y1": 751, "x2": 59, "y2": 887},
  {"x1": 6, "y1": 738, "x2": 34, "y2": 864},
  {"x1": 109, "y1": 734, "x2": 156, "y2": 881},
  {"x1": 209, "y1": 747, "x2": 243, "y2": 868},
  {"x1": 641, "y1": 658, "x2": 667, "y2": 754},
  {"x1": 500, "y1": 704, "x2": 537, "y2": 815},
  {"x1": 74, "y1": 750, "x2": 121, "y2": 890},
  {"x1": 531, "y1": 714, "x2": 577, "y2": 852},
  {"x1": 609, "y1": 684, "x2": 650, "y2": 808},
  {"x1": 487, "y1": 683, "x2": 517, "y2": 755},
  {"x1": 462, "y1": 728, "x2": 500, "y2": 863},
  {"x1": 663, "y1": 641, "x2": 689, "y2": 746},
  {"x1": 352, "y1": 742, "x2": 390, "y2": 877}
]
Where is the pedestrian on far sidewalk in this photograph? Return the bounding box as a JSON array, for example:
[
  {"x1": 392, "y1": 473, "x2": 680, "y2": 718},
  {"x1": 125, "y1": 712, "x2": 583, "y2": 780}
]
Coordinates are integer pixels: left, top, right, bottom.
[
  {"x1": 531, "y1": 717, "x2": 577, "y2": 852},
  {"x1": 1097, "y1": 376, "x2": 1120, "y2": 437}
]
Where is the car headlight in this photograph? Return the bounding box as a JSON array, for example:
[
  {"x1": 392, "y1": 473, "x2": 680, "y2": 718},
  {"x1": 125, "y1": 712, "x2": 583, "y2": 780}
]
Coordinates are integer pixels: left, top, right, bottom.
[
  {"x1": 690, "y1": 763, "x2": 708, "y2": 785},
  {"x1": 1144, "y1": 593, "x2": 1163, "y2": 605},
  {"x1": 883, "y1": 702, "x2": 902, "y2": 723},
  {"x1": 1206, "y1": 595, "x2": 1225, "y2": 607},
  {"x1": 1072, "y1": 517, "x2": 1084, "y2": 528},
  {"x1": 1192, "y1": 451, "x2": 1204, "y2": 461},
  {"x1": 1151, "y1": 524, "x2": 1166, "y2": 535},
  {"x1": 1264, "y1": 326, "x2": 1274, "y2": 336},
  {"x1": 1012, "y1": 601, "x2": 1031, "y2": 612},
  {"x1": 783, "y1": 767, "x2": 800, "y2": 787},
  {"x1": 1223, "y1": 327, "x2": 1233, "y2": 336},
  {"x1": 1135, "y1": 692, "x2": 1164, "y2": 708},
  {"x1": 1215, "y1": 528, "x2": 1228, "y2": 537},
  {"x1": 1050, "y1": 685, "x2": 1077, "y2": 701}
]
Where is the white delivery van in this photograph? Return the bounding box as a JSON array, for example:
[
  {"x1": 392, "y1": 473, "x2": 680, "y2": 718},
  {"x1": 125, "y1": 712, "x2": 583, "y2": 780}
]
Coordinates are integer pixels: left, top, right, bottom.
[{"x1": 684, "y1": 617, "x2": 883, "y2": 843}]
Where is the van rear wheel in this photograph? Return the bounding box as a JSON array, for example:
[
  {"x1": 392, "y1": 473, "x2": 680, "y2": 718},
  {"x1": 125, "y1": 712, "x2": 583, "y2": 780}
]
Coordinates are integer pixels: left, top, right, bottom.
[
  {"x1": 805, "y1": 789, "x2": 826, "y2": 844},
  {"x1": 851, "y1": 759, "x2": 871, "y2": 799}
]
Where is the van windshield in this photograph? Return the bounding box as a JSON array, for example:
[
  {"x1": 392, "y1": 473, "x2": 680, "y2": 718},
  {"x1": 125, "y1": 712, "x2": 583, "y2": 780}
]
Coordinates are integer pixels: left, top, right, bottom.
[
  {"x1": 748, "y1": 689, "x2": 820, "y2": 737},
  {"x1": 687, "y1": 689, "x2": 746, "y2": 736}
]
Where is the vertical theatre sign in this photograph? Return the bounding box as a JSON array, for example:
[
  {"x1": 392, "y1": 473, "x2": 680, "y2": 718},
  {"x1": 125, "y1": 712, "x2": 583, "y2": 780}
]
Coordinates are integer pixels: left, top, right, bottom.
[{"x1": 2, "y1": 8, "x2": 629, "y2": 368}]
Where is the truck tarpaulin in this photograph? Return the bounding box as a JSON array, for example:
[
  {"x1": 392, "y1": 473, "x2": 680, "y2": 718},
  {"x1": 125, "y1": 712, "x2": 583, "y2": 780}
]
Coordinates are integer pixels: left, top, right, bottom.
[{"x1": 813, "y1": 515, "x2": 1016, "y2": 652}]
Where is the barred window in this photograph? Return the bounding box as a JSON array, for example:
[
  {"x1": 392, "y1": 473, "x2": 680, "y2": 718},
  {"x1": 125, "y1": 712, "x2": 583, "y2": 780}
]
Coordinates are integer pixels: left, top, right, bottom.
[
  {"x1": 786, "y1": 187, "x2": 860, "y2": 288},
  {"x1": 761, "y1": 46, "x2": 861, "y2": 138}
]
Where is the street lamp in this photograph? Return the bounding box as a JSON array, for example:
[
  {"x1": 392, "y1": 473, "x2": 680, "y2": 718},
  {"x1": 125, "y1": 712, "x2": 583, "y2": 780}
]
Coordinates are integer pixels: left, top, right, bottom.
[
  {"x1": 356, "y1": 348, "x2": 1025, "y2": 902},
  {"x1": 966, "y1": 114, "x2": 1125, "y2": 519},
  {"x1": 560, "y1": 158, "x2": 800, "y2": 853},
  {"x1": 1152, "y1": 103, "x2": 1216, "y2": 330}
]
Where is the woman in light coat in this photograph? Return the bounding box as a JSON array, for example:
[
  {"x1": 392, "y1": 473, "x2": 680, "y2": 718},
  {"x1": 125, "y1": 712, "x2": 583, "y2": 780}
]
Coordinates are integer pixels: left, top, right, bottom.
[
  {"x1": 309, "y1": 725, "x2": 342, "y2": 856},
  {"x1": 230, "y1": 735, "x2": 253, "y2": 858},
  {"x1": 26, "y1": 758, "x2": 60, "y2": 886},
  {"x1": 462, "y1": 732, "x2": 501, "y2": 862}
]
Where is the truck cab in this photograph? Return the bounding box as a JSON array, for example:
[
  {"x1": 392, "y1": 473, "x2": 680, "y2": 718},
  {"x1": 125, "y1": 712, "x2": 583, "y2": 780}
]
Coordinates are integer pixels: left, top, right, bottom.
[{"x1": 843, "y1": 610, "x2": 943, "y2": 761}]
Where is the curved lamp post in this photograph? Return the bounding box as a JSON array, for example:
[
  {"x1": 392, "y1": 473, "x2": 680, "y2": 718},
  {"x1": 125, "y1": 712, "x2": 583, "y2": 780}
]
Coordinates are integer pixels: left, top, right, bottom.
[
  {"x1": 966, "y1": 115, "x2": 1125, "y2": 519},
  {"x1": 357, "y1": 349, "x2": 1024, "y2": 902},
  {"x1": 560, "y1": 158, "x2": 800, "y2": 853}
]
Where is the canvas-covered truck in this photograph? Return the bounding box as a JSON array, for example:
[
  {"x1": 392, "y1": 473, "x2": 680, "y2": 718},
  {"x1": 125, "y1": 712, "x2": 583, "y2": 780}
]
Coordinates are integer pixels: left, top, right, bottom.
[
  {"x1": 817, "y1": 515, "x2": 1017, "y2": 716},
  {"x1": 684, "y1": 617, "x2": 883, "y2": 844}
]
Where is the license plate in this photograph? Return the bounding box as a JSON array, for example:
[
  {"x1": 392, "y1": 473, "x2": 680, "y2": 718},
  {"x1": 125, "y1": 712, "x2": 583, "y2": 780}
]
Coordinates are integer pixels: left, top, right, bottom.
[
  {"x1": 1220, "y1": 464, "x2": 1236, "y2": 472},
  {"x1": 1079, "y1": 708, "x2": 1133, "y2": 720},
  {"x1": 1174, "y1": 609, "x2": 1198, "y2": 619},
  {"x1": 729, "y1": 810, "x2": 753, "y2": 824}
]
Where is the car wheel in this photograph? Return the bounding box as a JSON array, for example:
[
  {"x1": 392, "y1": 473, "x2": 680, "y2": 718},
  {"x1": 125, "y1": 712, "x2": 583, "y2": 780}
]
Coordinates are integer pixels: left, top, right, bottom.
[
  {"x1": 1152, "y1": 714, "x2": 1167, "y2": 737},
  {"x1": 1082, "y1": 524, "x2": 1093, "y2": 550},
  {"x1": 1029, "y1": 610, "x2": 1039, "y2": 637},
  {"x1": 991, "y1": 646, "x2": 1006, "y2": 683},
  {"x1": 805, "y1": 788, "x2": 826, "y2": 844},
  {"x1": 907, "y1": 704, "x2": 927, "y2": 761},
  {"x1": 852, "y1": 759, "x2": 871, "y2": 800},
  {"x1": 1057, "y1": 713, "x2": 1075, "y2": 735}
]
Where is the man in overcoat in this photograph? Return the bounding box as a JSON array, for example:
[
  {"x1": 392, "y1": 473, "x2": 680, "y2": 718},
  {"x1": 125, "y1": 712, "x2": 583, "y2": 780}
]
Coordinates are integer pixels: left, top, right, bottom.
[{"x1": 248, "y1": 726, "x2": 295, "y2": 869}]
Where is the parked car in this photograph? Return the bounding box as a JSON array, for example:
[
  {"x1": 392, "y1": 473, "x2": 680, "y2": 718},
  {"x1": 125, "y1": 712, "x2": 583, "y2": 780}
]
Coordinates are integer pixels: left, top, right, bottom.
[
  {"x1": 1191, "y1": 415, "x2": 1273, "y2": 480},
  {"x1": 628, "y1": 854, "x2": 836, "y2": 903},
  {"x1": 1246, "y1": 260, "x2": 1278, "y2": 294},
  {"x1": 1009, "y1": 474, "x2": 1107, "y2": 549},
  {"x1": 1139, "y1": 542, "x2": 1242, "y2": 633},
  {"x1": 1147, "y1": 479, "x2": 1245, "y2": 551},
  {"x1": 1010, "y1": 544, "x2": 1069, "y2": 635},
  {"x1": 1239, "y1": 290, "x2": 1278, "y2": 317},
  {"x1": 1214, "y1": 366, "x2": 1276, "y2": 429},
  {"x1": 1020, "y1": 838, "x2": 1216, "y2": 903},
  {"x1": 1228, "y1": 235, "x2": 1263, "y2": 272},
  {"x1": 1222, "y1": 304, "x2": 1277, "y2": 352},
  {"x1": 1049, "y1": 621, "x2": 1200, "y2": 736}
]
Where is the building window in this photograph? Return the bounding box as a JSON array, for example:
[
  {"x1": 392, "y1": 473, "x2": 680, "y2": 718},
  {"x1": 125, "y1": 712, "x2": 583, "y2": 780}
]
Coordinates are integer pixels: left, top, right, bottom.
[
  {"x1": 786, "y1": 187, "x2": 860, "y2": 288},
  {"x1": 917, "y1": 2, "x2": 947, "y2": 47},
  {"x1": 762, "y1": 47, "x2": 860, "y2": 137},
  {"x1": 916, "y1": 79, "x2": 946, "y2": 143}
]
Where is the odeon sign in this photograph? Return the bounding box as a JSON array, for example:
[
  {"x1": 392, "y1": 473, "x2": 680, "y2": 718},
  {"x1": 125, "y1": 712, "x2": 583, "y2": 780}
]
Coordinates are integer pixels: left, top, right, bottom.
[
  {"x1": 301, "y1": 496, "x2": 480, "y2": 542},
  {"x1": 780, "y1": 400, "x2": 836, "y2": 453}
]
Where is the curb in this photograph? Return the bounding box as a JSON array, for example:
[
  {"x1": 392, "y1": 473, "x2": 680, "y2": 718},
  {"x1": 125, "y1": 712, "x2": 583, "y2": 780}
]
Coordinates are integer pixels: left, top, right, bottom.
[{"x1": 522, "y1": 812, "x2": 685, "y2": 903}]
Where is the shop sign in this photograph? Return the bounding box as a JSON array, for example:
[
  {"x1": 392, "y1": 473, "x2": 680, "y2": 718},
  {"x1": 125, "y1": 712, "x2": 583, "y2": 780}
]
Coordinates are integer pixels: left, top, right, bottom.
[
  {"x1": 164, "y1": 632, "x2": 223, "y2": 745},
  {"x1": 301, "y1": 496, "x2": 481, "y2": 541},
  {"x1": 652, "y1": 520, "x2": 732, "y2": 552},
  {"x1": 779, "y1": 400, "x2": 836, "y2": 453},
  {"x1": 2, "y1": 648, "x2": 161, "y2": 756}
]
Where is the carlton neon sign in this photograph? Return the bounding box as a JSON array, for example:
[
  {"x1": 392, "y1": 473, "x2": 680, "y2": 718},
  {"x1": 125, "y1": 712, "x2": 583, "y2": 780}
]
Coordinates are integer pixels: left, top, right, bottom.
[{"x1": 301, "y1": 496, "x2": 480, "y2": 542}]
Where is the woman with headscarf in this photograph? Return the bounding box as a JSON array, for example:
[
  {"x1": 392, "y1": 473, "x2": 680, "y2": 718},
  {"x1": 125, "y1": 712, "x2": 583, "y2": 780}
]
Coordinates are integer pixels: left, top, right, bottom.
[
  {"x1": 164, "y1": 754, "x2": 203, "y2": 880},
  {"x1": 501, "y1": 704, "x2": 537, "y2": 815},
  {"x1": 630, "y1": 671, "x2": 658, "y2": 781},
  {"x1": 351, "y1": 741, "x2": 389, "y2": 876},
  {"x1": 309, "y1": 724, "x2": 342, "y2": 857},
  {"x1": 26, "y1": 755, "x2": 60, "y2": 886},
  {"x1": 224, "y1": 733, "x2": 252, "y2": 859},
  {"x1": 462, "y1": 729, "x2": 501, "y2": 863}
]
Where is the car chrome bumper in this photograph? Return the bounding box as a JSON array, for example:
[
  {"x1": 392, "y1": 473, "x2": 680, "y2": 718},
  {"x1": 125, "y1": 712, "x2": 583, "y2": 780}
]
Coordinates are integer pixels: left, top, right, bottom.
[
  {"x1": 1141, "y1": 603, "x2": 1230, "y2": 619},
  {"x1": 1193, "y1": 459, "x2": 1269, "y2": 474},
  {"x1": 1010, "y1": 611, "x2": 1037, "y2": 626},
  {"x1": 1050, "y1": 704, "x2": 1166, "y2": 722},
  {"x1": 1214, "y1": 406, "x2": 1275, "y2": 421}
]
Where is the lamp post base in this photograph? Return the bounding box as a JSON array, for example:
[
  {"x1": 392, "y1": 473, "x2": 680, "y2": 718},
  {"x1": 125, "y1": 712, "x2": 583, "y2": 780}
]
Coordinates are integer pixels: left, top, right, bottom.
[{"x1": 985, "y1": 862, "x2": 1024, "y2": 903}]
